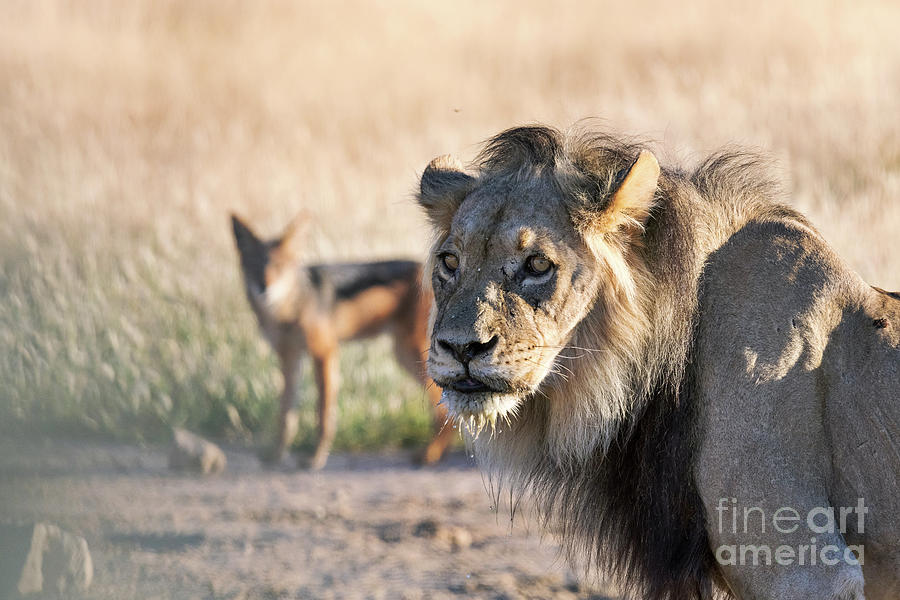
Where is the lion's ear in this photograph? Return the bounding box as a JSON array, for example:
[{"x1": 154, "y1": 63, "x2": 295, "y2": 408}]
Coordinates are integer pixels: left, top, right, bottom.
[
  {"x1": 595, "y1": 150, "x2": 660, "y2": 234},
  {"x1": 418, "y1": 155, "x2": 475, "y2": 230}
]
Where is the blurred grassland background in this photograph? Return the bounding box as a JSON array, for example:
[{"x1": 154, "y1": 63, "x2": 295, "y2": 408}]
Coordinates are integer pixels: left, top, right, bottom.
[{"x1": 1, "y1": 0, "x2": 899, "y2": 449}]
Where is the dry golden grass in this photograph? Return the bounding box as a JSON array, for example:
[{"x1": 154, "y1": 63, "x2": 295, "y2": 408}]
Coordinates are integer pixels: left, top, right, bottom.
[{"x1": 2, "y1": 0, "x2": 898, "y2": 445}]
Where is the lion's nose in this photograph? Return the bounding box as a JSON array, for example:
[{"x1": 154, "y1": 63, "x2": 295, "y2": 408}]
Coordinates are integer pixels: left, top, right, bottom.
[{"x1": 437, "y1": 335, "x2": 499, "y2": 364}]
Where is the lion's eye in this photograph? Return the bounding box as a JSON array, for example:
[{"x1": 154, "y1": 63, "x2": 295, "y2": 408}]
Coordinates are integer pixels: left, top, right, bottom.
[
  {"x1": 525, "y1": 255, "x2": 552, "y2": 276},
  {"x1": 440, "y1": 252, "x2": 460, "y2": 273}
]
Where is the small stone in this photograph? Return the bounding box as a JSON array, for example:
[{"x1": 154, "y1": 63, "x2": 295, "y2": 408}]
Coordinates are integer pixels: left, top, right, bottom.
[
  {"x1": 447, "y1": 526, "x2": 472, "y2": 551},
  {"x1": 412, "y1": 519, "x2": 439, "y2": 539},
  {"x1": 377, "y1": 522, "x2": 406, "y2": 543},
  {"x1": 0, "y1": 522, "x2": 93, "y2": 596},
  {"x1": 494, "y1": 571, "x2": 518, "y2": 592},
  {"x1": 168, "y1": 428, "x2": 226, "y2": 475}
]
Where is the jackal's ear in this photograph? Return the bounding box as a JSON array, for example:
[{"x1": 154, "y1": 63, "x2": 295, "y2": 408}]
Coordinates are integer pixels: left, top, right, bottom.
[
  {"x1": 274, "y1": 210, "x2": 312, "y2": 256},
  {"x1": 231, "y1": 214, "x2": 263, "y2": 256},
  {"x1": 418, "y1": 155, "x2": 475, "y2": 231}
]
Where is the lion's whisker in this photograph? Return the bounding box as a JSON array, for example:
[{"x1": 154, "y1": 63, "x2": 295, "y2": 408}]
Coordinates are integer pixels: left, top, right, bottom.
[
  {"x1": 535, "y1": 344, "x2": 606, "y2": 354},
  {"x1": 522, "y1": 356, "x2": 574, "y2": 382}
]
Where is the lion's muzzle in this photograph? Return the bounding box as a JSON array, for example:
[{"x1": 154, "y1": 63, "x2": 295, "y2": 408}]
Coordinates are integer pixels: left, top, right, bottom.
[{"x1": 427, "y1": 332, "x2": 530, "y2": 432}]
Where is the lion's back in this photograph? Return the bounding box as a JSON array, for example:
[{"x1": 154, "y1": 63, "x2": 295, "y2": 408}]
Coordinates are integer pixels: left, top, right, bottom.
[
  {"x1": 823, "y1": 285, "x2": 900, "y2": 575},
  {"x1": 694, "y1": 215, "x2": 900, "y2": 589}
]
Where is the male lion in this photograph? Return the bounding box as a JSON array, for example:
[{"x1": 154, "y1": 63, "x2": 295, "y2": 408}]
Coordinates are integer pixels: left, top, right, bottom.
[{"x1": 417, "y1": 125, "x2": 899, "y2": 599}]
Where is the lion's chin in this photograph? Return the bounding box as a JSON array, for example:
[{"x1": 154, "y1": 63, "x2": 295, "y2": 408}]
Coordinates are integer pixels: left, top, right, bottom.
[{"x1": 441, "y1": 389, "x2": 523, "y2": 436}]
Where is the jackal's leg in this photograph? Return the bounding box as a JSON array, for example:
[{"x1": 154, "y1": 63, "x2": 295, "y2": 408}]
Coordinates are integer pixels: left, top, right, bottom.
[
  {"x1": 307, "y1": 349, "x2": 339, "y2": 471},
  {"x1": 419, "y1": 382, "x2": 456, "y2": 465},
  {"x1": 262, "y1": 352, "x2": 301, "y2": 464},
  {"x1": 393, "y1": 335, "x2": 455, "y2": 464}
]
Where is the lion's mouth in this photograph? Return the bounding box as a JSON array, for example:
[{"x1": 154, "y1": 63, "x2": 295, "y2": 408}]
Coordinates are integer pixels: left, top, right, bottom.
[
  {"x1": 440, "y1": 382, "x2": 524, "y2": 436},
  {"x1": 447, "y1": 377, "x2": 493, "y2": 394}
]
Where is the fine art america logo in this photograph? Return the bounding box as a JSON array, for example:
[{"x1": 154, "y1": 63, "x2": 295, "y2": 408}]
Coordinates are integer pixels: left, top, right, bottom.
[{"x1": 715, "y1": 498, "x2": 867, "y2": 567}]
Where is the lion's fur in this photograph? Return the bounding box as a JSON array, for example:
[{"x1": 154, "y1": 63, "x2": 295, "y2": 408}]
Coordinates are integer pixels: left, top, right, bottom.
[{"x1": 418, "y1": 125, "x2": 900, "y2": 599}]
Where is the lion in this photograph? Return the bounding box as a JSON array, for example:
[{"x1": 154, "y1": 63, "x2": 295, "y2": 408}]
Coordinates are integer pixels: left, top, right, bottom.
[{"x1": 416, "y1": 125, "x2": 900, "y2": 599}]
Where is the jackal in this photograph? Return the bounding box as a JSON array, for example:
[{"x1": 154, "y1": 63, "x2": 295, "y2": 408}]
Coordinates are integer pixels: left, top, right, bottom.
[{"x1": 230, "y1": 215, "x2": 453, "y2": 469}]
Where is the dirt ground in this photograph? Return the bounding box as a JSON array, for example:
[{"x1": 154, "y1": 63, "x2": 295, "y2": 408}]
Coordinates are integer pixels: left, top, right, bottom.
[{"x1": 0, "y1": 435, "x2": 616, "y2": 600}]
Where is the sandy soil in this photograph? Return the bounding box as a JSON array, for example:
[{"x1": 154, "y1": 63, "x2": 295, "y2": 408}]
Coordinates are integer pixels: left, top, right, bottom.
[{"x1": 0, "y1": 436, "x2": 616, "y2": 600}]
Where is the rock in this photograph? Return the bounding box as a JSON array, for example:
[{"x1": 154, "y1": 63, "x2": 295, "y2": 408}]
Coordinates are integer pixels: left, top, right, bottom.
[
  {"x1": 168, "y1": 428, "x2": 226, "y2": 475},
  {"x1": 412, "y1": 519, "x2": 472, "y2": 551},
  {"x1": 412, "y1": 519, "x2": 439, "y2": 539},
  {"x1": 493, "y1": 571, "x2": 519, "y2": 593},
  {"x1": 0, "y1": 522, "x2": 93, "y2": 596},
  {"x1": 446, "y1": 526, "x2": 472, "y2": 551},
  {"x1": 376, "y1": 522, "x2": 406, "y2": 544}
]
